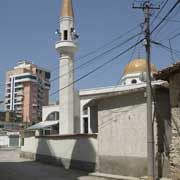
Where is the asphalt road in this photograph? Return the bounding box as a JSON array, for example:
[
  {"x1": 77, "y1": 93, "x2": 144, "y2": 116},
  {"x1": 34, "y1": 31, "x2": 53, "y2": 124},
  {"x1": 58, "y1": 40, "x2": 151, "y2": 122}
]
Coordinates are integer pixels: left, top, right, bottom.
[{"x1": 0, "y1": 148, "x2": 103, "y2": 180}]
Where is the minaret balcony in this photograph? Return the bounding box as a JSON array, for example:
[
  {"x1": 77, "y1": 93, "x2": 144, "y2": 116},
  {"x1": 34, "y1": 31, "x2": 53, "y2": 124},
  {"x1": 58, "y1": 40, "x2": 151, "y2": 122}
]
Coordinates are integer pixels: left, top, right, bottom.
[{"x1": 55, "y1": 40, "x2": 78, "y2": 54}]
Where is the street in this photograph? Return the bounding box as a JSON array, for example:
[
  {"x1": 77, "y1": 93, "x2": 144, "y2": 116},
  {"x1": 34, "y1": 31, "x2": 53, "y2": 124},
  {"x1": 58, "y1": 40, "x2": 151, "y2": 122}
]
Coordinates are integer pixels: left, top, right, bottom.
[{"x1": 0, "y1": 148, "x2": 103, "y2": 180}]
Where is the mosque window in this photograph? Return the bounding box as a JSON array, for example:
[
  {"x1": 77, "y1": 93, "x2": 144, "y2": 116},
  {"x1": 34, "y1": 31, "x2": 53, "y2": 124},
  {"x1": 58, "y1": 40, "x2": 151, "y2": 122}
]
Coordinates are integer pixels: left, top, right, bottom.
[
  {"x1": 83, "y1": 107, "x2": 88, "y2": 115},
  {"x1": 131, "y1": 79, "x2": 137, "y2": 84},
  {"x1": 83, "y1": 118, "x2": 88, "y2": 134},
  {"x1": 64, "y1": 30, "x2": 68, "y2": 40}
]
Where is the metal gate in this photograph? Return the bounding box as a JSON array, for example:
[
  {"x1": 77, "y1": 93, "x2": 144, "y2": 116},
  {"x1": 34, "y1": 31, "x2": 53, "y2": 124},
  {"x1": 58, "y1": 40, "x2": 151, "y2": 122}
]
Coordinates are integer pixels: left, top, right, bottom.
[{"x1": 9, "y1": 135, "x2": 19, "y2": 147}]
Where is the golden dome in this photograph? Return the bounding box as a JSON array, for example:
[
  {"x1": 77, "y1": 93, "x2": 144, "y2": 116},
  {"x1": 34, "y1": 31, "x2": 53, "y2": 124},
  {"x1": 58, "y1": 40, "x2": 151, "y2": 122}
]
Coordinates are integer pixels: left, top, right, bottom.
[
  {"x1": 123, "y1": 59, "x2": 157, "y2": 76},
  {"x1": 61, "y1": 0, "x2": 74, "y2": 17}
]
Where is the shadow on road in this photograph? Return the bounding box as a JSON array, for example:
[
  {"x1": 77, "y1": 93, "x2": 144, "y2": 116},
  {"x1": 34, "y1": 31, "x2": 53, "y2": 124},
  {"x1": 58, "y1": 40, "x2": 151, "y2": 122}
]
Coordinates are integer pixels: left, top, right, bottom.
[{"x1": 0, "y1": 160, "x2": 89, "y2": 180}]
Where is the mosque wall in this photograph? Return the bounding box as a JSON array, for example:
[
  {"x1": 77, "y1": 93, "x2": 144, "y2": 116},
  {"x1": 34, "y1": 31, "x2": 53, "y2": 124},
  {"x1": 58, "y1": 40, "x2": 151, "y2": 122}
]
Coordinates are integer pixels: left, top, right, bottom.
[
  {"x1": 20, "y1": 134, "x2": 97, "y2": 172},
  {"x1": 97, "y1": 89, "x2": 171, "y2": 178},
  {"x1": 97, "y1": 91, "x2": 148, "y2": 177}
]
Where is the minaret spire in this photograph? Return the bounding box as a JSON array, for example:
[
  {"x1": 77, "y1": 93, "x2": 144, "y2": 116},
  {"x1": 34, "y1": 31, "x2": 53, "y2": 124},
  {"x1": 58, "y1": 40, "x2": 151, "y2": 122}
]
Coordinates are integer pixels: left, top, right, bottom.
[
  {"x1": 55, "y1": 0, "x2": 78, "y2": 135},
  {"x1": 61, "y1": 0, "x2": 74, "y2": 17}
]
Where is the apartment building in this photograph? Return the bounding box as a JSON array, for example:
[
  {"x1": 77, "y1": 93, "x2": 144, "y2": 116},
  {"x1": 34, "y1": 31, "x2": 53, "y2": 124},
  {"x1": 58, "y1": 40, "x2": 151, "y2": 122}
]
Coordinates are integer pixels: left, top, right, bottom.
[{"x1": 5, "y1": 61, "x2": 50, "y2": 123}]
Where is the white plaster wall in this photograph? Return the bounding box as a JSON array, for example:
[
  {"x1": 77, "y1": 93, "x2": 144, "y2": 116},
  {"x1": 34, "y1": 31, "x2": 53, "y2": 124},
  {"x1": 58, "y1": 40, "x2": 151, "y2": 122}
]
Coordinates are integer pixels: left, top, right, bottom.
[
  {"x1": 21, "y1": 135, "x2": 97, "y2": 165},
  {"x1": 74, "y1": 90, "x2": 80, "y2": 133},
  {"x1": 98, "y1": 91, "x2": 149, "y2": 158},
  {"x1": 0, "y1": 135, "x2": 9, "y2": 146}
]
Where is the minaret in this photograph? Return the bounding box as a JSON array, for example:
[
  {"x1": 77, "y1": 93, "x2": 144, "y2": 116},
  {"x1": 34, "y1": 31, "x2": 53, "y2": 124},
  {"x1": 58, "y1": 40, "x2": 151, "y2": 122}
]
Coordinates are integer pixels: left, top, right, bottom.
[{"x1": 55, "y1": 0, "x2": 78, "y2": 134}]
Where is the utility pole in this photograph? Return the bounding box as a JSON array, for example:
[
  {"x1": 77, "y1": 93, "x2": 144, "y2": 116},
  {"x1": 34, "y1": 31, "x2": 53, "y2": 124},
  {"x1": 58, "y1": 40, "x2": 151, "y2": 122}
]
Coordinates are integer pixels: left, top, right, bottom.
[{"x1": 133, "y1": 1, "x2": 159, "y2": 180}]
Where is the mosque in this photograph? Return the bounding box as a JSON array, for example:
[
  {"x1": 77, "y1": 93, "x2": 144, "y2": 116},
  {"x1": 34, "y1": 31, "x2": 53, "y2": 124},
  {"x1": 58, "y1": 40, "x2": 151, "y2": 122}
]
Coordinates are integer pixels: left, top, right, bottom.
[{"x1": 22, "y1": 0, "x2": 171, "y2": 178}]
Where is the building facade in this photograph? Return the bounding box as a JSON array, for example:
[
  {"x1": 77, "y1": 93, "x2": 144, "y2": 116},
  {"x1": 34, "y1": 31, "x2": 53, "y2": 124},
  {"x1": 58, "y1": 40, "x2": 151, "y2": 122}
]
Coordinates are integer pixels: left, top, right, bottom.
[
  {"x1": 156, "y1": 62, "x2": 180, "y2": 180},
  {"x1": 5, "y1": 60, "x2": 50, "y2": 123}
]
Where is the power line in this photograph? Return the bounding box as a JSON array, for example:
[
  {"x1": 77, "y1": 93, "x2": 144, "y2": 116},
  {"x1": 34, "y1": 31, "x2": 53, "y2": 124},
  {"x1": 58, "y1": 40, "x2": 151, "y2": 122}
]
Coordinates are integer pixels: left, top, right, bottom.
[
  {"x1": 154, "y1": 16, "x2": 180, "y2": 23},
  {"x1": 50, "y1": 24, "x2": 141, "y2": 73},
  {"x1": 50, "y1": 32, "x2": 143, "y2": 83},
  {"x1": 169, "y1": 32, "x2": 180, "y2": 40},
  {"x1": 50, "y1": 38, "x2": 144, "y2": 97},
  {"x1": 151, "y1": 0, "x2": 169, "y2": 25},
  {"x1": 116, "y1": 25, "x2": 144, "y2": 85},
  {"x1": 152, "y1": 40, "x2": 180, "y2": 54},
  {"x1": 158, "y1": 25, "x2": 180, "y2": 42},
  {"x1": 6, "y1": 34, "x2": 144, "y2": 111},
  {"x1": 151, "y1": 0, "x2": 180, "y2": 34},
  {"x1": 152, "y1": 41, "x2": 180, "y2": 62}
]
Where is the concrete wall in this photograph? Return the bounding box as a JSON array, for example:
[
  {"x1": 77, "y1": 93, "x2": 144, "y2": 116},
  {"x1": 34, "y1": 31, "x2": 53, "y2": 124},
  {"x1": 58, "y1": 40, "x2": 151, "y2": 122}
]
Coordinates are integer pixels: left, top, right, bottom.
[
  {"x1": 169, "y1": 72, "x2": 180, "y2": 179},
  {"x1": 96, "y1": 90, "x2": 171, "y2": 178},
  {"x1": 97, "y1": 91, "x2": 148, "y2": 177},
  {"x1": 0, "y1": 135, "x2": 9, "y2": 147},
  {"x1": 21, "y1": 134, "x2": 97, "y2": 172},
  {"x1": 74, "y1": 90, "x2": 80, "y2": 133}
]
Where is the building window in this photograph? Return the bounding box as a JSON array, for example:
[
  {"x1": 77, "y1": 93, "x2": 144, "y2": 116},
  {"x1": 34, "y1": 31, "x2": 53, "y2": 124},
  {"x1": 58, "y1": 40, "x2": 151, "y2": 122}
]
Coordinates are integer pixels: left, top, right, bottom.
[
  {"x1": 45, "y1": 72, "x2": 51, "y2": 79},
  {"x1": 15, "y1": 75, "x2": 37, "y2": 80},
  {"x1": 46, "y1": 112, "x2": 59, "y2": 121},
  {"x1": 0, "y1": 124, "x2": 4, "y2": 128},
  {"x1": 64, "y1": 30, "x2": 68, "y2": 40},
  {"x1": 83, "y1": 117, "x2": 88, "y2": 134},
  {"x1": 131, "y1": 79, "x2": 137, "y2": 84},
  {"x1": 83, "y1": 108, "x2": 88, "y2": 115}
]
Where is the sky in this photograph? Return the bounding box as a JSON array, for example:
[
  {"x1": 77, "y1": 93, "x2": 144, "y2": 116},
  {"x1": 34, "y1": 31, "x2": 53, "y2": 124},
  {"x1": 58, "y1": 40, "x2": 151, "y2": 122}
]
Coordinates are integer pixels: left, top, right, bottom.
[{"x1": 0, "y1": 0, "x2": 180, "y2": 105}]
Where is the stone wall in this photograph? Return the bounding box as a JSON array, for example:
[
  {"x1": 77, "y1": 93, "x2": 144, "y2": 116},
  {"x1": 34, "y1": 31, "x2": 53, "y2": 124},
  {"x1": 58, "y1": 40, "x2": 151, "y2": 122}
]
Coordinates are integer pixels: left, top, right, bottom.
[{"x1": 169, "y1": 73, "x2": 180, "y2": 180}]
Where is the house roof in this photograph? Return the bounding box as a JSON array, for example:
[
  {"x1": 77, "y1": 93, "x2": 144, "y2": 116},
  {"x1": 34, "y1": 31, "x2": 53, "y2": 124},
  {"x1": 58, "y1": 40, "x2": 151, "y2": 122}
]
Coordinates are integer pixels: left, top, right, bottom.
[
  {"x1": 26, "y1": 120, "x2": 59, "y2": 131},
  {"x1": 84, "y1": 80, "x2": 168, "y2": 108},
  {"x1": 155, "y1": 61, "x2": 180, "y2": 80},
  {"x1": 80, "y1": 80, "x2": 167, "y2": 97}
]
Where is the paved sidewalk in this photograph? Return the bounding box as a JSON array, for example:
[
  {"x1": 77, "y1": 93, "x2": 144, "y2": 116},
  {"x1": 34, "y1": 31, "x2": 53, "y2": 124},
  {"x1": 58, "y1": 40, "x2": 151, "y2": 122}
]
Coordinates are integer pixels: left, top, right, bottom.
[{"x1": 0, "y1": 148, "x2": 102, "y2": 180}]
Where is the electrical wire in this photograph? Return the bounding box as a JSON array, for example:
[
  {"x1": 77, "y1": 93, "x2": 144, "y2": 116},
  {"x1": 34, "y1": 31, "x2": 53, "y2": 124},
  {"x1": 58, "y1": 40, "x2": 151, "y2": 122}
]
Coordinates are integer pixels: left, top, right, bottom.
[
  {"x1": 151, "y1": 0, "x2": 180, "y2": 35},
  {"x1": 50, "y1": 32, "x2": 143, "y2": 83},
  {"x1": 50, "y1": 38, "x2": 144, "y2": 97},
  {"x1": 151, "y1": 0, "x2": 169, "y2": 25},
  {"x1": 3, "y1": 33, "x2": 143, "y2": 112},
  {"x1": 50, "y1": 24, "x2": 141, "y2": 72},
  {"x1": 50, "y1": 0, "x2": 180, "y2": 97}
]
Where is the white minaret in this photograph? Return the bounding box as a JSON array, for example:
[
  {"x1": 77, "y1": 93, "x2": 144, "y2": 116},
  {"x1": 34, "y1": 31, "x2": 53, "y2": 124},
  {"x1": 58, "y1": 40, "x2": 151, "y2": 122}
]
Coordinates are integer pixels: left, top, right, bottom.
[{"x1": 55, "y1": 0, "x2": 78, "y2": 134}]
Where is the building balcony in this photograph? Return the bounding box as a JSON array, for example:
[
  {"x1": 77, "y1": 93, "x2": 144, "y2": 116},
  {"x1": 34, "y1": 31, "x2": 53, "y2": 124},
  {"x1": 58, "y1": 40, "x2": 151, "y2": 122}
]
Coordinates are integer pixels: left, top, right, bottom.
[
  {"x1": 15, "y1": 89, "x2": 24, "y2": 94},
  {"x1": 5, "y1": 94, "x2": 10, "y2": 98},
  {"x1": 6, "y1": 90, "x2": 11, "y2": 94},
  {"x1": 5, "y1": 96, "x2": 10, "y2": 100},
  {"x1": 16, "y1": 114, "x2": 23, "y2": 118},
  {"x1": 6, "y1": 86, "x2": 11, "y2": 90},
  {"x1": 15, "y1": 84, "x2": 23, "y2": 88},
  {"x1": 6, "y1": 105, "x2": 10, "y2": 109},
  {"x1": 15, "y1": 107, "x2": 23, "y2": 111},
  {"x1": 15, "y1": 109, "x2": 23, "y2": 113},
  {"x1": 14, "y1": 102, "x2": 23, "y2": 105},
  {"x1": 6, "y1": 81, "x2": 11, "y2": 85},
  {"x1": 55, "y1": 41, "x2": 78, "y2": 54},
  {"x1": 5, "y1": 101, "x2": 10, "y2": 105},
  {"x1": 15, "y1": 96, "x2": 23, "y2": 102},
  {"x1": 32, "y1": 104, "x2": 38, "y2": 107},
  {"x1": 15, "y1": 92, "x2": 24, "y2": 97}
]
